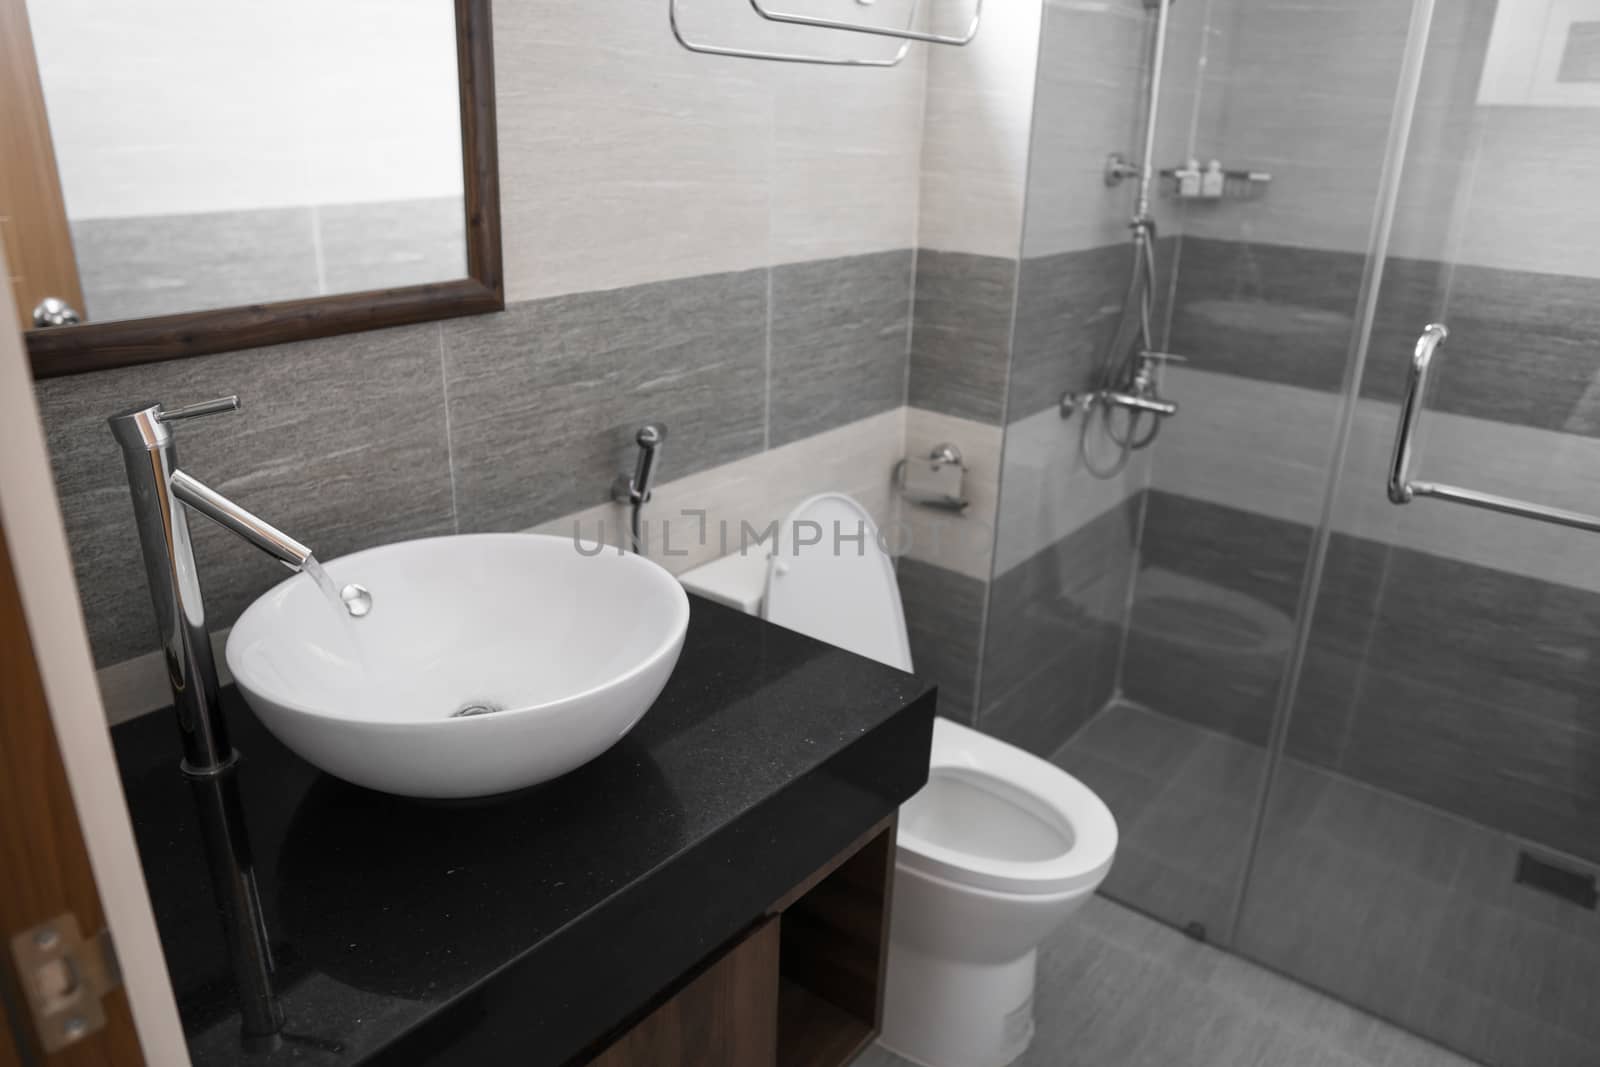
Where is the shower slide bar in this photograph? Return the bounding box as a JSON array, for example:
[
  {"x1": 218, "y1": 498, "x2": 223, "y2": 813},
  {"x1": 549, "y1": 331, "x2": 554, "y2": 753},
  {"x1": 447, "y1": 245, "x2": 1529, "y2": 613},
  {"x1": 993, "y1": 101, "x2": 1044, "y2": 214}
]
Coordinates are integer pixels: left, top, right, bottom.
[
  {"x1": 1387, "y1": 323, "x2": 1600, "y2": 535},
  {"x1": 670, "y1": 0, "x2": 977, "y2": 65}
]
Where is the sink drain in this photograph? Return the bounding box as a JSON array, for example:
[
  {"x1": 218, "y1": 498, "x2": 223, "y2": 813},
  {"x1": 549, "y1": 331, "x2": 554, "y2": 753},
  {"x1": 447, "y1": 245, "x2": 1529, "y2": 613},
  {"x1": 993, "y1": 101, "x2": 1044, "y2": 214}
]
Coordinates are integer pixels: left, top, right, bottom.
[{"x1": 450, "y1": 701, "x2": 505, "y2": 719}]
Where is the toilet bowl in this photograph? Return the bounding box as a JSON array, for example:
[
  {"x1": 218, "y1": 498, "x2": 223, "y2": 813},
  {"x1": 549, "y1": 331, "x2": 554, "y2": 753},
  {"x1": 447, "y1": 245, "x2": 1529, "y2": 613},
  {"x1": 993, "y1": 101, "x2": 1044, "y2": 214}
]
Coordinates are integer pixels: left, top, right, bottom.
[
  {"x1": 884, "y1": 716, "x2": 1116, "y2": 1067},
  {"x1": 678, "y1": 493, "x2": 1119, "y2": 1067}
]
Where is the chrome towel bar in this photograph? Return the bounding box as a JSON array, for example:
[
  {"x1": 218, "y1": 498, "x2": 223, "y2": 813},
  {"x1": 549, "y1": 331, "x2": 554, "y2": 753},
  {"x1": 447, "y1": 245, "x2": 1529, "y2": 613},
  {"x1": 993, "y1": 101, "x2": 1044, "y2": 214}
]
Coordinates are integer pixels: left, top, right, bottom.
[
  {"x1": 670, "y1": 0, "x2": 918, "y2": 65},
  {"x1": 1387, "y1": 323, "x2": 1600, "y2": 535},
  {"x1": 748, "y1": 0, "x2": 982, "y2": 46},
  {"x1": 671, "y1": 0, "x2": 979, "y2": 65}
]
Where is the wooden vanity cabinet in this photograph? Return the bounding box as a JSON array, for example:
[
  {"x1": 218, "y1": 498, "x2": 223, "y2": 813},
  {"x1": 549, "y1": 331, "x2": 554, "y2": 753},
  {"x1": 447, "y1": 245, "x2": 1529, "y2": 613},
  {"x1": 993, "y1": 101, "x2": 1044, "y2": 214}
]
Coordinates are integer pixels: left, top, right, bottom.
[{"x1": 587, "y1": 816, "x2": 897, "y2": 1067}]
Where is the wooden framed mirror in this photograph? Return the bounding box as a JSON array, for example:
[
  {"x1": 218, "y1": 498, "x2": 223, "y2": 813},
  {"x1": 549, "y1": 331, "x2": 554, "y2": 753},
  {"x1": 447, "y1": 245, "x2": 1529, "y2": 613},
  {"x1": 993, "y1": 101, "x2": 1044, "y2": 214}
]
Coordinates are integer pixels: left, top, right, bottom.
[{"x1": 4, "y1": 0, "x2": 501, "y2": 379}]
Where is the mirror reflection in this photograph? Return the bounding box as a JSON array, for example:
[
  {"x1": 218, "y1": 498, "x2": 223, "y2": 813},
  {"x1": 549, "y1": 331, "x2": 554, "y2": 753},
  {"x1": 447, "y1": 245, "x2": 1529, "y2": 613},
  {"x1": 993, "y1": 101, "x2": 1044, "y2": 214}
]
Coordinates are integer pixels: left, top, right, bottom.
[{"x1": 20, "y1": 0, "x2": 466, "y2": 329}]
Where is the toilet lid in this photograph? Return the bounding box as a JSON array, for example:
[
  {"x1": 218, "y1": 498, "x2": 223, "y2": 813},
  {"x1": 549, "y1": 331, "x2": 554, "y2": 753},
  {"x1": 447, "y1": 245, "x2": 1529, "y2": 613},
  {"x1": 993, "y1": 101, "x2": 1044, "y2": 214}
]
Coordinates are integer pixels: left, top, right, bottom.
[{"x1": 763, "y1": 493, "x2": 913, "y2": 672}]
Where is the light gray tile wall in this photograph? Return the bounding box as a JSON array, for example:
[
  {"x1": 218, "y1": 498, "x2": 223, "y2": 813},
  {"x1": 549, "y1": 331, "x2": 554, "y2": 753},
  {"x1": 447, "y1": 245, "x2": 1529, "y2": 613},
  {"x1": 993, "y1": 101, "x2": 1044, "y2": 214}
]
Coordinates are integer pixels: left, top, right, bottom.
[
  {"x1": 38, "y1": 250, "x2": 917, "y2": 672},
  {"x1": 494, "y1": 0, "x2": 925, "y2": 303},
  {"x1": 899, "y1": 408, "x2": 1002, "y2": 581},
  {"x1": 1019, "y1": 0, "x2": 1168, "y2": 260},
  {"x1": 991, "y1": 401, "x2": 1147, "y2": 579},
  {"x1": 1188, "y1": 0, "x2": 1600, "y2": 279},
  {"x1": 770, "y1": 48, "x2": 927, "y2": 265},
  {"x1": 1183, "y1": 0, "x2": 1413, "y2": 255},
  {"x1": 916, "y1": 0, "x2": 1042, "y2": 259},
  {"x1": 70, "y1": 197, "x2": 469, "y2": 324},
  {"x1": 71, "y1": 208, "x2": 321, "y2": 324},
  {"x1": 317, "y1": 197, "x2": 467, "y2": 294}
]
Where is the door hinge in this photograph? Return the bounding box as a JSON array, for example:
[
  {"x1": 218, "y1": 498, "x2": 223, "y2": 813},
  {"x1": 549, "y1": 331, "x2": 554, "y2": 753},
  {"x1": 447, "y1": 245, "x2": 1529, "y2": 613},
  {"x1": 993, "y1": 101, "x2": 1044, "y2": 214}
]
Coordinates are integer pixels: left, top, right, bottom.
[{"x1": 9, "y1": 913, "x2": 122, "y2": 1053}]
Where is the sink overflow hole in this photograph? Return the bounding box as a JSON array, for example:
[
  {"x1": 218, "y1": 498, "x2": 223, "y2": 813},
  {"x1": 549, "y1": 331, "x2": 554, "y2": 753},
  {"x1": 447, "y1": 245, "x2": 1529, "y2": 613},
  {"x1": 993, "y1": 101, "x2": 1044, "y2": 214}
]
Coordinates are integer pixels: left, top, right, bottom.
[{"x1": 451, "y1": 702, "x2": 505, "y2": 719}]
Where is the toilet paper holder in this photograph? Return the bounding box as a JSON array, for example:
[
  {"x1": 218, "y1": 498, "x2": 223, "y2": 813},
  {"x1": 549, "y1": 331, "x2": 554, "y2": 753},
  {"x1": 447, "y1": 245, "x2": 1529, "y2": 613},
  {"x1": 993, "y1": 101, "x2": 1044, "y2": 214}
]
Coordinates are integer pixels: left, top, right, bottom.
[{"x1": 894, "y1": 443, "x2": 969, "y2": 513}]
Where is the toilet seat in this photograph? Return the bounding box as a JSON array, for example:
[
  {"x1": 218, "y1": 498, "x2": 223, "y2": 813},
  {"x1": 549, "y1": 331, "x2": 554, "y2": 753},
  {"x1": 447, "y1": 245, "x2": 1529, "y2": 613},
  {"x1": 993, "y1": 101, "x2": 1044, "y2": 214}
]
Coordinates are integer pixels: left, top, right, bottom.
[
  {"x1": 762, "y1": 493, "x2": 913, "y2": 672},
  {"x1": 896, "y1": 718, "x2": 1117, "y2": 897}
]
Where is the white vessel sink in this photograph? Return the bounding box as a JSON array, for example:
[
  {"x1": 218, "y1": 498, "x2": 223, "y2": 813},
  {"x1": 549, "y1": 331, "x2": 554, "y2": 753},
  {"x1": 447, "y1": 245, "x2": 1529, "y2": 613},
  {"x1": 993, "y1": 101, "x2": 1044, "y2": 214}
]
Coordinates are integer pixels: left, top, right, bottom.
[{"x1": 226, "y1": 534, "x2": 690, "y2": 799}]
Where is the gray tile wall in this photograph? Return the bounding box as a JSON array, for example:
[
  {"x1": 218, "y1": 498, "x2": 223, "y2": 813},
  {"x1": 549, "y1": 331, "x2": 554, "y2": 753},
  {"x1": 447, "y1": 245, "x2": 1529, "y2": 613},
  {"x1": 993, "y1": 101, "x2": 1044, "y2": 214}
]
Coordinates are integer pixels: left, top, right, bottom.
[
  {"x1": 37, "y1": 250, "x2": 914, "y2": 669},
  {"x1": 441, "y1": 269, "x2": 769, "y2": 533},
  {"x1": 898, "y1": 244, "x2": 1154, "y2": 733},
  {"x1": 1127, "y1": 488, "x2": 1600, "y2": 868},
  {"x1": 1290, "y1": 534, "x2": 1600, "y2": 865},
  {"x1": 977, "y1": 497, "x2": 1139, "y2": 757},
  {"x1": 1007, "y1": 243, "x2": 1131, "y2": 422},
  {"x1": 36, "y1": 324, "x2": 457, "y2": 666},
  {"x1": 906, "y1": 251, "x2": 1016, "y2": 425},
  {"x1": 1167, "y1": 237, "x2": 1366, "y2": 394},
  {"x1": 1170, "y1": 236, "x2": 1600, "y2": 439},
  {"x1": 1006, "y1": 238, "x2": 1180, "y2": 424},
  {"x1": 896, "y1": 556, "x2": 987, "y2": 724},
  {"x1": 1123, "y1": 490, "x2": 1309, "y2": 747},
  {"x1": 770, "y1": 251, "x2": 914, "y2": 448}
]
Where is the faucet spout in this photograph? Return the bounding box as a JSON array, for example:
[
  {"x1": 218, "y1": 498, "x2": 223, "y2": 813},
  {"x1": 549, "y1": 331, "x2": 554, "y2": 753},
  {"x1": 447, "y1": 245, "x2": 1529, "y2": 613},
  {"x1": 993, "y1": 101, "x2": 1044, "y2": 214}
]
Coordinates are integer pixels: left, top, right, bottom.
[{"x1": 169, "y1": 470, "x2": 313, "y2": 570}]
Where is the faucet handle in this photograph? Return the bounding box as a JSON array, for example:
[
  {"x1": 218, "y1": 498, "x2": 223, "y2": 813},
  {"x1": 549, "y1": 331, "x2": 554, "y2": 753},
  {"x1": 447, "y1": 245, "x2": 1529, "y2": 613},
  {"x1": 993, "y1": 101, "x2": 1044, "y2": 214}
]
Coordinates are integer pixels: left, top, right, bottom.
[{"x1": 157, "y1": 396, "x2": 240, "y2": 424}]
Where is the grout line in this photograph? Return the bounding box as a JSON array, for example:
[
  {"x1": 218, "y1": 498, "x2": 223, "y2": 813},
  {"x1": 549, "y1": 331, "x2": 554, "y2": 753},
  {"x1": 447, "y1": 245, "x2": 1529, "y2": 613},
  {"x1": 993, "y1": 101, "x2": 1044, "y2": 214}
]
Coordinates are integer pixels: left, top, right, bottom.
[
  {"x1": 902, "y1": 247, "x2": 918, "y2": 410},
  {"x1": 309, "y1": 204, "x2": 328, "y2": 296},
  {"x1": 436, "y1": 322, "x2": 460, "y2": 534},
  {"x1": 763, "y1": 266, "x2": 774, "y2": 452}
]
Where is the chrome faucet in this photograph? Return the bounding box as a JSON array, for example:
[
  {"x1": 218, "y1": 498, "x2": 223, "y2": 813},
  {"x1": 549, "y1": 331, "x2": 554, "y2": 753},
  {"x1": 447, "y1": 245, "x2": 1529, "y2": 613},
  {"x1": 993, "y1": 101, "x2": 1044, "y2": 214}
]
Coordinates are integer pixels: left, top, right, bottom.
[
  {"x1": 108, "y1": 396, "x2": 312, "y2": 773},
  {"x1": 108, "y1": 394, "x2": 313, "y2": 1042}
]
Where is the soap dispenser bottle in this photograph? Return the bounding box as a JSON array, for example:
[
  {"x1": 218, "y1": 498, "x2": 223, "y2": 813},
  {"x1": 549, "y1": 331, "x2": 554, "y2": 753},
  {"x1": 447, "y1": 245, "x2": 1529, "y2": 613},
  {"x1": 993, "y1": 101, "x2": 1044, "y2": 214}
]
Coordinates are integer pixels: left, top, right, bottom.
[
  {"x1": 1201, "y1": 159, "x2": 1225, "y2": 198},
  {"x1": 1176, "y1": 158, "x2": 1201, "y2": 198}
]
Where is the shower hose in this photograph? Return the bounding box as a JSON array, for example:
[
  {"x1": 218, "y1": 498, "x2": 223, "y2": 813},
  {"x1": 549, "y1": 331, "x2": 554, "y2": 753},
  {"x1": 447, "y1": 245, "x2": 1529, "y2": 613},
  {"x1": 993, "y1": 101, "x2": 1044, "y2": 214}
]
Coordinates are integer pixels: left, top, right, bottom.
[{"x1": 1081, "y1": 218, "x2": 1165, "y2": 479}]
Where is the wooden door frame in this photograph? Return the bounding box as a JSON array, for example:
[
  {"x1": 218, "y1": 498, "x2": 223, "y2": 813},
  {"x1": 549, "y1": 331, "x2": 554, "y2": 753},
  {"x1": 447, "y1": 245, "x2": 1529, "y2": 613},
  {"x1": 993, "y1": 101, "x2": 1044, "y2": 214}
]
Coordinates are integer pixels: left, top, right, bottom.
[
  {"x1": 0, "y1": 250, "x2": 186, "y2": 1062},
  {"x1": 0, "y1": 0, "x2": 84, "y2": 335}
]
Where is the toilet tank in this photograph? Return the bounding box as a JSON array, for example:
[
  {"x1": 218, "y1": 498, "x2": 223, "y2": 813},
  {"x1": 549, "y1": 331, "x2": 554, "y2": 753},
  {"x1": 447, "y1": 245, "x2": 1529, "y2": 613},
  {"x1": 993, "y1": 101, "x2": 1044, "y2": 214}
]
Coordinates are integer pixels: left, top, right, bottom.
[{"x1": 678, "y1": 493, "x2": 913, "y2": 673}]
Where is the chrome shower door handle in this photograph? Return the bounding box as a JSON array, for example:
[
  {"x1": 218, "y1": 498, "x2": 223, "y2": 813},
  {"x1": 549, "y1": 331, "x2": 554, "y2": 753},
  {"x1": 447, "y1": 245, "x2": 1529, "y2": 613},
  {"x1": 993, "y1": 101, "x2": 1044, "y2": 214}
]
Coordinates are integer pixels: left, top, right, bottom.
[
  {"x1": 1385, "y1": 322, "x2": 1600, "y2": 535},
  {"x1": 1386, "y1": 322, "x2": 1448, "y2": 504}
]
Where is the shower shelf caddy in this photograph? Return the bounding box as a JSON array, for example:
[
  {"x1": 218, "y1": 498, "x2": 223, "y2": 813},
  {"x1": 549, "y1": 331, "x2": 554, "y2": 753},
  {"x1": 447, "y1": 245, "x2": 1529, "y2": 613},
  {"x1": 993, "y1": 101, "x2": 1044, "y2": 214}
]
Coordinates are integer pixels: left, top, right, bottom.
[
  {"x1": 670, "y1": 0, "x2": 981, "y2": 65},
  {"x1": 1157, "y1": 164, "x2": 1273, "y2": 200}
]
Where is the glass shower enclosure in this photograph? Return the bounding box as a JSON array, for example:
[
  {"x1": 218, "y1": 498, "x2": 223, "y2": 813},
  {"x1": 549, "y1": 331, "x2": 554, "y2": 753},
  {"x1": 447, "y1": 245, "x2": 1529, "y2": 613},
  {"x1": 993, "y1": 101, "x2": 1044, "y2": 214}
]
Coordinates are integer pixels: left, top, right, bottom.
[{"x1": 999, "y1": 2, "x2": 1600, "y2": 1065}]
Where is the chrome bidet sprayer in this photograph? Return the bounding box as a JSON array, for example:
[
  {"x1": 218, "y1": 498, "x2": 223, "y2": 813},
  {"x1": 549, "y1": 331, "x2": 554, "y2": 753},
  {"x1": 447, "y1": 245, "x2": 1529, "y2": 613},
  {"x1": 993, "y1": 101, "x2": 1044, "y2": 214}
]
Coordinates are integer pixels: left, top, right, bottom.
[{"x1": 612, "y1": 423, "x2": 667, "y2": 553}]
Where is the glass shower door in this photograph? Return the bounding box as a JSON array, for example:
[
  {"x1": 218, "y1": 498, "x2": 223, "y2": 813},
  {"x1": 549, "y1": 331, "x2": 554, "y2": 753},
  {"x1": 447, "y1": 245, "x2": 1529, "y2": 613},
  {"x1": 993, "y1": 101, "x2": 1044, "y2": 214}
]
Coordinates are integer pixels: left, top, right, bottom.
[{"x1": 1236, "y1": 4, "x2": 1600, "y2": 1065}]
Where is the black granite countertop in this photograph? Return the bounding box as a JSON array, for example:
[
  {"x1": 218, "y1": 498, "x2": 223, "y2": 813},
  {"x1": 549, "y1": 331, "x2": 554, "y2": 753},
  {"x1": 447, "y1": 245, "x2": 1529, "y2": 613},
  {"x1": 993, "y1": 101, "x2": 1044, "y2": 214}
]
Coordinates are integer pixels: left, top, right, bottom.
[{"x1": 112, "y1": 595, "x2": 935, "y2": 1066}]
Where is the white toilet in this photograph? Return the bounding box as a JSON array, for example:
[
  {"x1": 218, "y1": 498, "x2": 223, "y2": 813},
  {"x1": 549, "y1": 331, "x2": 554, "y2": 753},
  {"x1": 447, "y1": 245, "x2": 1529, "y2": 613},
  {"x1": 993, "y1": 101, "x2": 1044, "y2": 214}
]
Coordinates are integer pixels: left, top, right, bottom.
[{"x1": 679, "y1": 493, "x2": 1118, "y2": 1067}]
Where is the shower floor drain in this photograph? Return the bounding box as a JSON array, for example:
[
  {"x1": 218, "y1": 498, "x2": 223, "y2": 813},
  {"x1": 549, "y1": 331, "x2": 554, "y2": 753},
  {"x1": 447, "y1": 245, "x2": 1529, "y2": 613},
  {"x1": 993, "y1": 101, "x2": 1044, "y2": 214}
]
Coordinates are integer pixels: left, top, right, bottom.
[{"x1": 450, "y1": 701, "x2": 505, "y2": 718}]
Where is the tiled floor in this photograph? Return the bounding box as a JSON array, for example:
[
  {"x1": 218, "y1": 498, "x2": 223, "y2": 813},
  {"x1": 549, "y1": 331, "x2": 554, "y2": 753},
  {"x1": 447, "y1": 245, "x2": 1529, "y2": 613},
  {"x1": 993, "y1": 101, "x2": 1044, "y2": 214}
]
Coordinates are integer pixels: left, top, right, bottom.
[
  {"x1": 852, "y1": 894, "x2": 1477, "y2": 1067},
  {"x1": 1054, "y1": 702, "x2": 1600, "y2": 1067}
]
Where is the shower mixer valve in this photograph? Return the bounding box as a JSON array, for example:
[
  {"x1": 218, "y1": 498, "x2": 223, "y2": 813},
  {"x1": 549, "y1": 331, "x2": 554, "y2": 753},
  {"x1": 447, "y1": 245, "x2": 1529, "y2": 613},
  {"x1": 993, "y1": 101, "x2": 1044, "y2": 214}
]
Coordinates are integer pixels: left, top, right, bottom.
[{"x1": 1060, "y1": 351, "x2": 1181, "y2": 422}]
